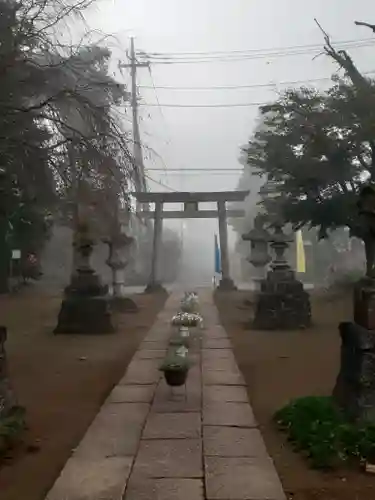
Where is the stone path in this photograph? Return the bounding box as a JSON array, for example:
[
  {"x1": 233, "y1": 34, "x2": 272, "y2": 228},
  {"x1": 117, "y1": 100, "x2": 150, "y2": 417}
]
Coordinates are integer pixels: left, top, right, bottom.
[{"x1": 45, "y1": 291, "x2": 286, "y2": 500}]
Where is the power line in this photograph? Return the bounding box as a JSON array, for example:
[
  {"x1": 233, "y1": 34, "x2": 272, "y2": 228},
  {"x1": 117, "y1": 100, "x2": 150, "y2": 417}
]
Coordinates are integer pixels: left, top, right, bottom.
[
  {"x1": 141, "y1": 40, "x2": 375, "y2": 65},
  {"x1": 138, "y1": 70, "x2": 375, "y2": 91},
  {"x1": 144, "y1": 37, "x2": 375, "y2": 57},
  {"x1": 146, "y1": 168, "x2": 243, "y2": 172},
  {"x1": 147, "y1": 67, "x2": 169, "y2": 180},
  {"x1": 140, "y1": 102, "x2": 267, "y2": 108},
  {"x1": 143, "y1": 172, "x2": 178, "y2": 192},
  {"x1": 151, "y1": 170, "x2": 241, "y2": 177}
]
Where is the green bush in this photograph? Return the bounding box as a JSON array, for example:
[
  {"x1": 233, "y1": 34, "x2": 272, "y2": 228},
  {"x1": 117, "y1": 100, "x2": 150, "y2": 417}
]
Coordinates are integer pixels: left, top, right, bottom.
[
  {"x1": 274, "y1": 396, "x2": 375, "y2": 469},
  {"x1": 0, "y1": 406, "x2": 26, "y2": 457}
]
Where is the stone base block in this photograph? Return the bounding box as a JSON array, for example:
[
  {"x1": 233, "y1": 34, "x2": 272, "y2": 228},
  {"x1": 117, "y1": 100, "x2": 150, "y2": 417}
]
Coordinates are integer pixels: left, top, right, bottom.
[
  {"x1": 144, "y1": 283, "x2": 167, "y2": 294},
  {"x1": 333, "y1": 321, "x2": 375, "y2": 424},
  {"x1": 253, "y1": 277, "x2": 311, "y2": 330},
  {"x1": 54, "y1": 296, "x2": 114, "y2": 334},
  {"x1": 217, "y1": 278, "x2": 237, "y2": 291}
]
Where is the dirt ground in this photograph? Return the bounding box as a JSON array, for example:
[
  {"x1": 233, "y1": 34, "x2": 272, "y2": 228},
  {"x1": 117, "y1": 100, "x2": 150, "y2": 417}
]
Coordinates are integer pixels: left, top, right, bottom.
[
  {"x1": 0, "y1": 288, "x2": 167, "y2": 500},
  {"x1": 215, "y1": 289, "x2": 375, "y2": 500}
]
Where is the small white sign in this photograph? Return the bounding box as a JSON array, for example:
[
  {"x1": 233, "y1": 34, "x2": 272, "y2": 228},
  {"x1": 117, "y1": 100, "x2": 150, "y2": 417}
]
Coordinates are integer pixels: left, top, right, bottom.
[{"x1": 12, "y1": 250, "x2": 21, "y2": 259}]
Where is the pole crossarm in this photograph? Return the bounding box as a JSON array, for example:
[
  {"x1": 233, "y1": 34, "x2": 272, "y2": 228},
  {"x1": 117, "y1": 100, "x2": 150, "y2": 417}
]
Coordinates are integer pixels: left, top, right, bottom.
[
  {"x1": 131, "y1": 190, "x2": 249, "y2": 204},
  {"x1": 139, "y1": 209, "x2": 245, "y2": 219}
]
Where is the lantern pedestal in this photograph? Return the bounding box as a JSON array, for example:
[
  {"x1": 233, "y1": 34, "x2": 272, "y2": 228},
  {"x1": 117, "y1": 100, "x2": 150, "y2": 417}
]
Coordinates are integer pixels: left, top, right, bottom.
[{"x1": 253, "y1": 270, "x2": 311, "y2": 330}]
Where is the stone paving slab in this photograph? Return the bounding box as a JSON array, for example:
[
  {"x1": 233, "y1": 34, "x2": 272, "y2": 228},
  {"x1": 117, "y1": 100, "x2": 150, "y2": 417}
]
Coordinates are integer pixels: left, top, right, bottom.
[
  {"x1": 134, "y1": 348, "x2": 167, "y2": 359},
  {"x1": 125, "y1": 477, "x2": 204, "y2": 500},
  {"x1": 119, "y1": 358, "x2": 161, "y2": 385},
  {"x1": 203, "y1": 401, "x2": 257, "y2": 427},
  {"x1": 106, "y1": 384, "x2": 156, "y2": 404},
  {"x1": 203, "y1": 385, "x2": 248, "y2": 403},
  {"x1": 203, "y1": 338, "x2": 232, "y2": 349},
  {"x1": 202, "y1": 357, "x2": 240, "y2": 372},
  {"x1": 203, "y1": 369, "x2": 245, "y2": 386},
  {"x1": 205, "y1": 456, "x2": 285, "y2": 500},
  {"x1": 204, "y1": 326, "x2": 228, "y2": 339},
  {"x1": 45, "y1": 456, "x2": 133, "y2": 500},
  {"x1": 131, "y1": 439, "x2": 203, "y2": 478},
  {"x1": 143, "y1": 412, "x2": 201, "y2": 439},
  {"x1": 203, "y1": 426, "x2": 269, "y2": 457},
  {"x1": 202, "y1": 348, "x2": 236, "y2": 361},
  {"x1": 139, "y1": 340, "x2": 168, "y2": 350},
  {"x1": 74, "y1": 403, "x2": 149, "y2": 459}
]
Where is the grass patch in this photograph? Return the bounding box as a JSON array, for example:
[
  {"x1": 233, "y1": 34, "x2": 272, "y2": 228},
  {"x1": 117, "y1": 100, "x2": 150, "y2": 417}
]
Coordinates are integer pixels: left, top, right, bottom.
[
  {"x1": 274, "y1": 396, "x2": 375, "y2": 469},
  {"x1": 0, "y1": 406, "x2": 26, "y2": 457}
]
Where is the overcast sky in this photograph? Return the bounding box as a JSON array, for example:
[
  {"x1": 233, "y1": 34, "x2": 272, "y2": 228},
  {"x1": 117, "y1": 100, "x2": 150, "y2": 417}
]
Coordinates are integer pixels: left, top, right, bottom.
[{"x1": 83, "y1": 0, "x2": 375, "y2": 282}]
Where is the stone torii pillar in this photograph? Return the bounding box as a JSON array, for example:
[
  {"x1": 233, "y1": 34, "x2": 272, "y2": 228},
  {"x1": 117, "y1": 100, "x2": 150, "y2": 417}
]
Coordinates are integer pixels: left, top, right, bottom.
[
  {"x1": 146, "y1": 200, "x2": 164, "y2": 292},
  {"x1": 217, "y1": 200, "x2": 236, "y2": 290}
]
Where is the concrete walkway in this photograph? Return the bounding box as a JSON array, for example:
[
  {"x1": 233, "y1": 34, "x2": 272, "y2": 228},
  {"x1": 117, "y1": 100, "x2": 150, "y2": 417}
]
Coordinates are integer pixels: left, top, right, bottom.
[{"x1": 45, "y1": 291, "x2": 286, "y2": 500}]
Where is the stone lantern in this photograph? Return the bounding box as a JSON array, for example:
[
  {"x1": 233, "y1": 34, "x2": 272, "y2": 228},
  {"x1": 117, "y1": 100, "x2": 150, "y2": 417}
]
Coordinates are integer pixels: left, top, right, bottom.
[
  {"x1": 252, "y1": 221, "x2": 311, "y2": 330},
  {"x1": 105, "y1": 232, "x2": 133, "y2": 297},
  {"x1": 54, "y1": 221, "x2": 114, "y2": 334},
  {"x1": 242, "y1": 214, "x2": 271, "y2": 290},
  {"x1": 104, "y1": 229, "x2": 138, "y2": 312}
]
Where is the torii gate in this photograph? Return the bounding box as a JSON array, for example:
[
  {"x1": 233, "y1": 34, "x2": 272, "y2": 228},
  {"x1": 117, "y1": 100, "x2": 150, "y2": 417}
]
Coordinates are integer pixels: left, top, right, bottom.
[{"x1": 132, "y1": 190, "x2": 249, "y2": 291}]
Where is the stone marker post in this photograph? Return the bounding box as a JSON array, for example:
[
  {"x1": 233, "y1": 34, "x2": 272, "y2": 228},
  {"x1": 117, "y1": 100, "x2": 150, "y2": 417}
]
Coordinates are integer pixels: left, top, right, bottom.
[
  {"x1": 333, "y1": 322, "x2": 375, "y2": 423},
  {"x1": 333, "y1": 184, "x2": 375, "y2": 423}
]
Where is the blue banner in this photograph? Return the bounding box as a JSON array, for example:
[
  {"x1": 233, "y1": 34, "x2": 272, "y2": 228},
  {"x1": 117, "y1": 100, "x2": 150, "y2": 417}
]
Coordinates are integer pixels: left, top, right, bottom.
[{"x1": 214, "y1": 234, "x2": 221, "y2": 274}]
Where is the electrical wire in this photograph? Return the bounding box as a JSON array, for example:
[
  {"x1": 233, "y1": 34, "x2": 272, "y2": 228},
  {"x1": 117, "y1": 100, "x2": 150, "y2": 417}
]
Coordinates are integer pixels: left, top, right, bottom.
[
  {"x1": 138, "y1": 70, "x2": 375, "y2": 91},
  {"x1": 149, "y1": 171, "x2": 242, "y2": 175},
  {"x1": 146, "y1": 168, "x2": 243, "y2": 172},
  {"x1": 140, "y1": 40, "x2": 375, "y2": 65},
  {"x1": 139, "y1": 101, "x2": 268, "y2": 108},
  {"x1": 143, "y1": 172, "x2": 178, "y2": 192},
  {"x1": 147, "y1": 67, "x2": 170, "y2": 181},
  {"x1": 144, "y1": 37, "x2": 375, "y2": 57}
]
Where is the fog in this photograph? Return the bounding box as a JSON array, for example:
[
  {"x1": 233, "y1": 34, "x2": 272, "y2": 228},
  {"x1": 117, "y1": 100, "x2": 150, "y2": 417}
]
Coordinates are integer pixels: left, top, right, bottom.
[{"x1": 82, "y1": 0, "x2": 375, "y2": 283}]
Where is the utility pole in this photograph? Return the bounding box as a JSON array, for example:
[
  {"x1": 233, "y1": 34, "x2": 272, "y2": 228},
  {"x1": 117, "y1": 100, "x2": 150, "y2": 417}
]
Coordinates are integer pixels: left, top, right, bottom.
[
  {"x1": 120, "y1": 37, "x2": 149, "y2": 209},
  {"x1": 119, "y1": 37, "x2": 151, "y2": 284}
]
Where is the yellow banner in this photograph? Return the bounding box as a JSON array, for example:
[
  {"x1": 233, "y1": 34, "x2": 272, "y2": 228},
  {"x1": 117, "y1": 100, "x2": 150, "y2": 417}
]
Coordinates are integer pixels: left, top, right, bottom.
[{"x1": 296, "y1": 230, "x2": 306, "y2": 273}]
